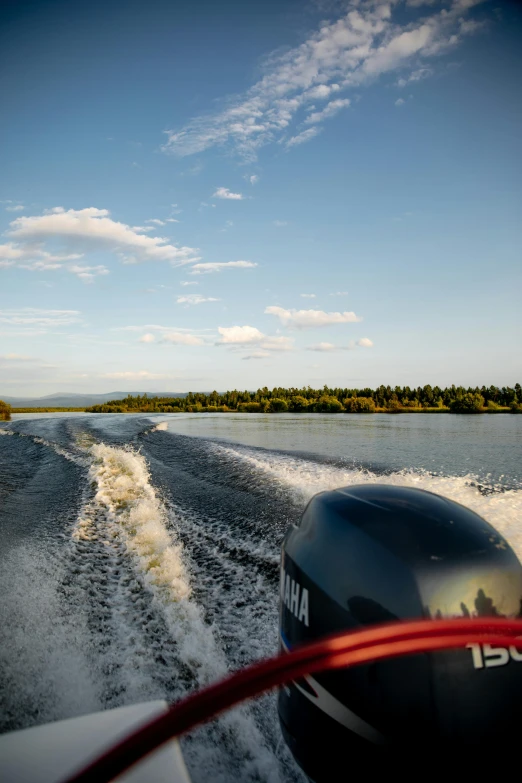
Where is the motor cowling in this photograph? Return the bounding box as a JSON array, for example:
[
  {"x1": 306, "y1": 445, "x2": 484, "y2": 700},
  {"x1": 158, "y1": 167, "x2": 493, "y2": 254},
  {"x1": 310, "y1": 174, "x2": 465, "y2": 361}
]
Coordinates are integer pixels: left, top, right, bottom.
[{"x1": 278, "y1": 485, "x2": 522, "y2": 778}]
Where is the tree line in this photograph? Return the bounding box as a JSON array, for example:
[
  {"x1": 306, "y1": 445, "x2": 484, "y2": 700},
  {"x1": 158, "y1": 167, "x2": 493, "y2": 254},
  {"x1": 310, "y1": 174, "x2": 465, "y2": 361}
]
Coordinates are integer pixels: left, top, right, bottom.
[{"x1": 85, "y1": 384, "x2": 522, "y2": 414}]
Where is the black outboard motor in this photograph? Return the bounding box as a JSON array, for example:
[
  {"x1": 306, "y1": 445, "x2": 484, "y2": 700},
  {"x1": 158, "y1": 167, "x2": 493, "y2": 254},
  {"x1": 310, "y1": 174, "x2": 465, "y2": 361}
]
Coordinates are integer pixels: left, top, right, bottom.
[{"x1": 278, "y1": 485, "x2": 522, "y2": 778}]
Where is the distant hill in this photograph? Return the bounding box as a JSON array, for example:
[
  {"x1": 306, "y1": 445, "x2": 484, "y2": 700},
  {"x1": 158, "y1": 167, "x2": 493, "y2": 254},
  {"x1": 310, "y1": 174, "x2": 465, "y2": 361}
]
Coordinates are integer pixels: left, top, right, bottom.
[{"x1": 1, "y1": 391, "x2": 190, "y2": 408}]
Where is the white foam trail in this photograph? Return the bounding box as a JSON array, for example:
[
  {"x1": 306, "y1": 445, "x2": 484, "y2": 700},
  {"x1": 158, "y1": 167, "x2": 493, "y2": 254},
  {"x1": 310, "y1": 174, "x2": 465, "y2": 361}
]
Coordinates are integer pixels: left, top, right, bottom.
[
  {"x1": 212, "y1": 444, "x2": 522, "y2": 563},
  {"x1": 32, "y1": 435, "x2": 89, "y2": 466},
  {"x1": 152, "y1": 421, "x2": 169, "y2": 432},
  {"x1": 75, "y1": 442, "x2": 286, "y2": 782},
  {"x1": 0, "y1": 544, "x2": 100, "y2": 730}
]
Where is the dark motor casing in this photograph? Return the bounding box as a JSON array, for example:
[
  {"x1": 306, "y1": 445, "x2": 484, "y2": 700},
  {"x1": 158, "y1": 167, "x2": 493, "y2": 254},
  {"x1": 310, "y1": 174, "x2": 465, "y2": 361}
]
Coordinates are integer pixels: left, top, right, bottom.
[{"x1": 278, "y1": 485, "x2": 522, "y2": 778}]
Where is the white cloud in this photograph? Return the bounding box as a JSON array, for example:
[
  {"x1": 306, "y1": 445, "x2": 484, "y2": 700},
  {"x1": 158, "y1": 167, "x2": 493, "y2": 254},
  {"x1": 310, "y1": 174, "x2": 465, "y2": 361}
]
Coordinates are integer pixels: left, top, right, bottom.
[
  {"x1": 146, "y1": 218, "x2": 166, "y2": 226},
  {"x1": 304, "y1": 84, "x2": 341, "y2": 101},
  {"x1": 139, "y1": 333, "x2": 156, "y2": 343},
  {"x1": 300, "y1": 293, "x2": 316, "y2": 299},
  {"x1": 180, "y1": 280, "x2": 198, "y2": 286},
  {"x1": 67, "y1": 264, "x2": 109, "y2": 282},
  {"x1": 395, "y1": 97, "x2": 405, "y2": 106},
  {"x1": 165, "y1": 218, "x2": 180, "y2": 223},
  {"x1": 115, "y1": 324, "x2": 212, "y2": 334},
  {"x1": 162, "y1": 332, "x2": 205, "y2": 346},
  {"x1": 218, "y1": 325, "x2": 265, "y2": 344},
  {"x1": 217, "y1": 326, "x2": 294, "y2": 354},
  {"x1": 101, "y1": 371, "x2": 168, "y2": 380},
  {"x1": 6, "y1": 204, "x2": 25, "y2": 212},
  {"x1": 132, "y1": 225, "x2": 155, "y2": 232},
  {"x1": 0, "y1": 353, "x2": 33, "y2": 361},
  {"x1": 213, "y1": 187, "x2": 244, "y2": 200},
  {"x1": 308, "y1": 342, "x2": 336, "y2": 352},
  {"x1": 0, "y1": 242, "x2": 25, "y2": 261},
  {"x1": 265, "y1": 305, "x2": 361, "y2": 328},
  {"x1": 396, "y1": 67, "x2": 433, "y2": 87},
  {"x1": 0, "y1": 308, "x2": 81, "y2": 327},
  {"x1": 0, "y1": 242, "x2": 83, "y2": 272},
  {"x1": 286, "y1": 127, "x2": 322, "y2": 148},
  {"x1": 249, "y1": 175, "x2": 259, "y2": 185},
  {"x1": 176, "y1": 294, "x2": 220, "y2": 305},
  {"x1": 273, "y1": 220, "x2": 288, "y2": 226},
  {"x1": 330, "y1": 291, "x2": 349, "y2": 296},
  {"x1": 304, "y1": 98, "x2": 350, "y2": 125},
  {"x1": 242, "y1": 351, "x2": 270, "y2": 360},
  {"x1": 307, "y1": 337, "x2": 373, "y2": 350},
  {"x1": 190, "y1": 260, "x2": 257, "y2": 275},
  {"x1": 260, "y1": 335, "x2": 293, "y2": 352},
  {"x1": 5, "y1": 207, "x2": 199, "y2": 266},
  {"x1": 162, "y1": 0, "x2": 480, "y2": 160}
]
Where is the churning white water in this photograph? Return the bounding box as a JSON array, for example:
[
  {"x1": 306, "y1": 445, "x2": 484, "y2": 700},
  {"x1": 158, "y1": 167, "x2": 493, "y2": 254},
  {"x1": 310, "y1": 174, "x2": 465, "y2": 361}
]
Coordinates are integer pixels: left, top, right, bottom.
[{"x1": 1, "y1": 412, "x2": 521, "y2": 782}]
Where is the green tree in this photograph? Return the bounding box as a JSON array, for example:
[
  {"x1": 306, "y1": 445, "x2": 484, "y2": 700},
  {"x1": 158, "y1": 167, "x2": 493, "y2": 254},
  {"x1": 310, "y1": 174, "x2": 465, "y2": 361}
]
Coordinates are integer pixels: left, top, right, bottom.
[
  {"x1": 343, "y1": 397, "x2": 376, "y2": 413},
  {"x1": 449, "y1": 393, "x2": 485, "y2": 413},
  {"x1": 0, "y1": 399, "x2": 12, "y2": 421},
  {"x1": 269, "y1": 398, "x2": 288, "y2": 412},
  {"x1": 289, "y1": 395, "x2": 309, "y2": 412},
  {"x1": 315, "y1": 395, "x2": 343, "y2": 413},
  {"x1": 238, "y1": 402, "x2": 263, "y2": 413}
]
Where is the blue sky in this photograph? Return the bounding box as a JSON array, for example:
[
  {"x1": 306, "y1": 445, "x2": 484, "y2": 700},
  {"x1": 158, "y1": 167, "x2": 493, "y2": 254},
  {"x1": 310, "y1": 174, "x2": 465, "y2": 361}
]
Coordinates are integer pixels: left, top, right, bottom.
[{"x1": 1, "y1": 0, "x2": 521, "y2": 396}]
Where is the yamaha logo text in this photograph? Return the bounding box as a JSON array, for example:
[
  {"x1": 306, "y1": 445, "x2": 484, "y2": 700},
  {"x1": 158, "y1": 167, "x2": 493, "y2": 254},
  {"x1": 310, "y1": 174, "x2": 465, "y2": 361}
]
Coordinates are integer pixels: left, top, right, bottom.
[{"x1": 281, "y1": 568, "x2": 309, "y2": 627}]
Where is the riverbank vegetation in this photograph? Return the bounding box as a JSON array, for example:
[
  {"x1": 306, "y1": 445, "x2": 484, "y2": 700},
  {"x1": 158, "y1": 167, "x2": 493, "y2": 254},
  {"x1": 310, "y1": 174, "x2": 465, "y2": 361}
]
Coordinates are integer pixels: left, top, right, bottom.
[
  {"x1": 0, "y1": 399, "x2": 12, "y2": 420},
  {"x1": 9, "y1": 407, "x2": 87, "y2": 413},
  {"x1": 85, "y1": 384, "x2": 522, "y2": 414}
]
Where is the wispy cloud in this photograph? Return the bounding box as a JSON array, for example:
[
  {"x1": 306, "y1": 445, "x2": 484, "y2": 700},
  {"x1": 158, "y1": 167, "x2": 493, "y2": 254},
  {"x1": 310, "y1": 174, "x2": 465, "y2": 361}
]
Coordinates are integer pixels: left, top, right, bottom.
[
  {"x1": 190, "y1": 260, "x2": 257, "y2": 275},
  {"x1": 4, "y1": 207, "x2": 199, "y2": 267},
  {"x1": 213, "y1": 187, "x2": 244, "y2": 200},
  {"x1": 0, "y1": 353, "x2": 34, "y2": 361},
  {"x1": 146, "y1": 218, "x2": 166, "y2": 226},
  {"x1": 273, "y1": 220, "x2": 288, "y2": 226},
  {"x1": 248, "y1": 175, "x2": 259, "y2": 185},
  {"x1": 307, "y1": 342, "x2": 336, "y2": 352},
  {"x1": 265, "y1": 305, "x2": 361, "y2": 328},
  {"x1": 304, "y1": 98, "x2": 350, "y2": 125},
  {"x1": 395, "y1": 97, "x2": 405, "y2": 106},
  {"x1": 300, "y1": 293, "x2": 316, "y2": 299},
  {"x1": 162, "y1": 332, "x2": 205, "y2": 346},
  {"x1": 330, "y1": 291, "x2": 349, "y2": 296},
  {"x1": 242, "y1": 351, "x2": 270, "y2": 360},
  {"x1": 307, "y1": 337, "x2": 373, "y2": 350},
  {"x1": 285, "y1": 127, "x2": 322, "y2": 148},
  {"x1": 176, "y1": 294, "x2": 220, "y2": 305},
  {"x1": 396, "y1": 67, "x2": 433, "y2": 87},
  {"x1": 116, "y1": 323, "x2": 212, "y2": 334},
  {"x1": 5, "y1": 204, "x2": 25, "y2": 212},
  {"x1": 67, "y1": 264, "x2": 109, "y2": 282},
  {"x1": 133, "y1": 328, "x2": 207, "y2": 347},
  {"x1": 180, "y1": 280, "x2": 198, "y2": 286},
  {"x1": 0, "y1": 308, "x2": 82, "y2": 328},
  {"x1": 162, "y1": 0, "x2": 482, "y2": 160},
  {"x1": 0, "y1": 241, "x2": 89, "y2": 279}
]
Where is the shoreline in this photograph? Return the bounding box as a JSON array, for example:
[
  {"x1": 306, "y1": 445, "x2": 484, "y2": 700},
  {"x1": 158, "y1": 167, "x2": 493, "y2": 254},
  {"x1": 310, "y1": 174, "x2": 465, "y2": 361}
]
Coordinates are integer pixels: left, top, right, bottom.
[{"x1": 8, "y1": 407, "x2": 516, "y2": 415}]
